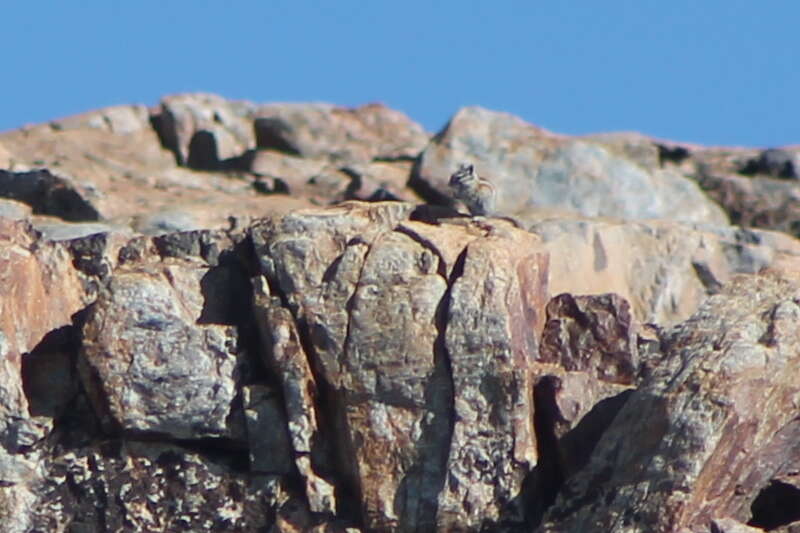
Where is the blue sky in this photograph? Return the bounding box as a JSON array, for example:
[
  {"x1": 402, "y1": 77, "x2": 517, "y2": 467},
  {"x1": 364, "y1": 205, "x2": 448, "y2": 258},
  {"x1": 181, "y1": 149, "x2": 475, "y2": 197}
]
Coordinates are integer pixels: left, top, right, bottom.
[{"x1": 3, "y1": 1, "x2": 797, "y2": 147}]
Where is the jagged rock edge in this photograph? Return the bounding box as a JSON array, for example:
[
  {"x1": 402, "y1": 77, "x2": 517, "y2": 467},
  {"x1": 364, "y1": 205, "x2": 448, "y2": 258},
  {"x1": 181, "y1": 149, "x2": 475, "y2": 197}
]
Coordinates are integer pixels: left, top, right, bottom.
[{"x1": 251, "y1": 223, "x2": 368, "y2": 526}]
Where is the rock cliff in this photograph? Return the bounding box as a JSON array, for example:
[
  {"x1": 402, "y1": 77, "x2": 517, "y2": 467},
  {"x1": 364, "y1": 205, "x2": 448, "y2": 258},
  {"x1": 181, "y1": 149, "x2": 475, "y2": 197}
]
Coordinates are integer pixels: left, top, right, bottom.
[{"x1": 1, "y1": 95, "x2": 800, "y2": 532}]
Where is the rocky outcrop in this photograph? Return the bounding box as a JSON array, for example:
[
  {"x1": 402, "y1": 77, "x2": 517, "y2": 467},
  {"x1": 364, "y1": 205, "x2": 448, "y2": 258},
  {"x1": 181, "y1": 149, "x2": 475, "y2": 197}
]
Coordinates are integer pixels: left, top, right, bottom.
[
  {"x1": 4, "y1": 95, "x2": 800, "y2": 532},
  {"x1": 250, "y1": 202, "x2": 548, "y2": 530},
  {"x1": 80, "y1": 232, "x2": 248, "y2": 441},
  {"x1": 253, "y1": 102, "x2": 428, "y2": 163},
  {"x1": 150, "y1": 93, "x2": 257, "y2": 169},
  {"x1": 411, "y1": 107, "x2": 728, "y2": 224},
  {"x1": 532, "y1": 217, "x2": 800, "y2": 325},
  {"x1": 540, "y1": 272, "x2": 800, "y2": 532},
  {"x1": 653, "y1": 142, "x2": 800, "y2": 237}
]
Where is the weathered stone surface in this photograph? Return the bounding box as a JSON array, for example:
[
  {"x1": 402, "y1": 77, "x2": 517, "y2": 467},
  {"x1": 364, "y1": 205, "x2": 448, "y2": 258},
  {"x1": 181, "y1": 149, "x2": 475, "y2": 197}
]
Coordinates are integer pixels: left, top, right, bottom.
[
  {"x1": 656, "y1": 143, "x2": 800, "y2": 237},
  {"x1": 412, "y1": 106, "x2": 728, "y2": 224},
  {"x1": 50, "y1": 104, "x2": 152, "y2": 135},
  {"x1": 151, "y1": 92, "x2": 256, "y2": 168},
  {"x1": 0, "y1": 141, "x2": 12, "y2": 168},
  {"x1": 340, "y1": 160, "x2": 420, "y2": 202},
  {"x1": 540, "y1": 272, "x2": 800, "y2": 532},
  {"x1": 531, "y1": 217, "x2": 800, "y2": 325},
  {"x1": 539, "y1": 293, "x2": 637, "y2": 385},
  {"x1": 0, "y1": 198, "x2": 31, "y2": 220},
  {"x1": 254, "y1": 102, "x2": 428, "y2": 163},
  {"x1": 740, "y1": 148, "x2": 799, "y2": 179},
  {"x1": 248, "y1": 149, "x2": 353, "y2": 203},
  {"x1": 248, "y1": 150, "x2": 420, "y2": 205},
  {"x1": 243, "y1": 384, "x2": 295, "y2": 475},
  {"x1": 252, "y1": 280, "x2": 336, "y2": 514},
  {"x1": 27, "y1": 440, "x2": 287, "y2": 532},
  {"x1": 0, "y1": 220, "x2": 122, "y2": 531},
  {"x1": 0, "y1": 168, "x2": 99, "y2": 221},
  {"x1": 8, "y1": 95, "x2": 800, "y2": 532},
  {"x1": 436, "y1": 224, "x2": 548, "y2": 529},
  {"x1": 0, "y1": 98, "x2": 318, "y2": 232},
  {"x1": 0, "y1": 219, "x2": 92, "y2": 443},
  {"x1": 696, "y1": 170, "x2": 800, "y2": 236},
  {"x1": 710, "y1": 517, "x2": 764, "y2": 533},
  {"x1": 253, "y1": 202, "x2": 549, "y2": 531},
  {"x1": 513, "y1": 292, "x2": 641, "y2": 527},
  {"x1": 80, "y1": 239, "x2": 246, "y2": 440}
]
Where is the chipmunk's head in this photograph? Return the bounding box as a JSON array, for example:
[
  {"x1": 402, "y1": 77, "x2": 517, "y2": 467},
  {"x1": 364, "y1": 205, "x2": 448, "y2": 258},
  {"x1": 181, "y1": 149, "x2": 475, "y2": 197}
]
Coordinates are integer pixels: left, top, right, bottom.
[{"x1": 449, "y1": 163, "x2": 476, "y2": 187}]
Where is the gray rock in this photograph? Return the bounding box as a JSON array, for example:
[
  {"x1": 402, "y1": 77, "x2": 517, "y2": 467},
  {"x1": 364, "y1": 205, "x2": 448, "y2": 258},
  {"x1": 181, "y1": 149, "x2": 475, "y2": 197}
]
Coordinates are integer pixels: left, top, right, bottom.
[
  {"x1": 25, "y1": 441, "x2": 287, "y2": 532},
  {"x1": 243, "y1": 384, "x2": 294, "y2": 475},
  {"x1": 0, "y1": 198, "x2": 31, "y2": 220},
  {"x1": 252, "y1": 280, "x2": 336, "y2": 514},
  {"x1": 413, "y1": 106, "x2": 728, "y2": 225},
  {"x1": 741, "y1": 148, "x2": 798, "y2": 179},
  {"x1": 252, "y1": 202, "x2": 548, "y2": 530},
  {"x1": 132, "y1": 209, "x2": 205, "y2": 235},
  {"x1": 80, "y1": 263, "x2": 244, "y2": 440},
  {"x1": 32, "y1": 220, "x2": 125, "y2": 241}
]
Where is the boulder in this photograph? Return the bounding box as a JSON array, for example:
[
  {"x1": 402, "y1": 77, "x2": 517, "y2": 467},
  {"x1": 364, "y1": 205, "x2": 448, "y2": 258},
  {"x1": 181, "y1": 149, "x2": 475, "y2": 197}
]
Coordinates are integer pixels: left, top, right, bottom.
[
  {"x1": 540, "y1": 272, "x2": 800, "y2": 532},
  {"x1": 150, "y1": 93, "x2": 256, "y2": 169},
  {"x1": 696, "y1": 170, "x2": 800, "y2": 236},
  {"x1": 80, "y1": 230, "x2": 250, "y2": 441},
  {"x1": 254, "y1": 102, "x2": 428, "y2": 163},
  {"x1": 412, "y1": 106, "x2": 728, "y2": 225},
  {"x1": 0, "y1": 98, "x2": 317, "y2": 231},
  {"x1": 659, "y1": 143, "x2": 800, "y2": 237},
  {"x1": 0, "y1": 169, "x2": 99, "y2": 221},
  {"x1": 740, "y1": 148, "x2": 799, "y2": 179}
]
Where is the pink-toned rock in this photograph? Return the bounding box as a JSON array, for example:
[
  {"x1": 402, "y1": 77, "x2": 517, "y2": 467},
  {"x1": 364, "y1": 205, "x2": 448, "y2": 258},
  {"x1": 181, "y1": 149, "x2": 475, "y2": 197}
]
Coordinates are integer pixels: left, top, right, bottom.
[
  {"x1": 540, "y1": 272, "x2": 800, "y2": 532},
  {"x1": 49, "y1": 104, "x2": 152, "y2": 135},
  {"x1": 0, "y1": 218, "x2": 100, "y2": 493},
  {"x1": 0, "y1": 141, "x2": 12, "y2": 168},
  {"x1": 710, "y1": 517, "x2": 764, "y2": 533},
  {"x1": 252, "y1": 203, "x2": 549, "y2": 530},
  {"x1": 532, "y1": 217, "x2": 800, "y2": 326},
  {"x1": 0, "y1": 99, "x2": 317, "y2": 232},
  {"x1": 150, "y1": 93, "x2": 256, "y2": 168},
  {"x1": 254, "y1": 102, "x2": 428, "y2": 163},
  {"x1": 539, "y1": 293, "x2": 637, "y2": 385}
]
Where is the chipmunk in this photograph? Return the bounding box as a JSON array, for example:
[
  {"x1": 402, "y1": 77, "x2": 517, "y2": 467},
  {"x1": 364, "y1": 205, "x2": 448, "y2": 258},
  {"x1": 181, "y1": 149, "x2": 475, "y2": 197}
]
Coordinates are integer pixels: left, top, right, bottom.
[{"x1": 448, "y1": 163, "x2": 496, "y2": 216}]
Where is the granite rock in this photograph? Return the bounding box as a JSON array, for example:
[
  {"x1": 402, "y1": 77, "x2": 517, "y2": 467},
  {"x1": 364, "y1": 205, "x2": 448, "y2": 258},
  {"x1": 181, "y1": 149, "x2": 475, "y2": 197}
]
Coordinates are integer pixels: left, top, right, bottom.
[{"x1": 412, "y1": 106, "x2": 728, "y2": 225}]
